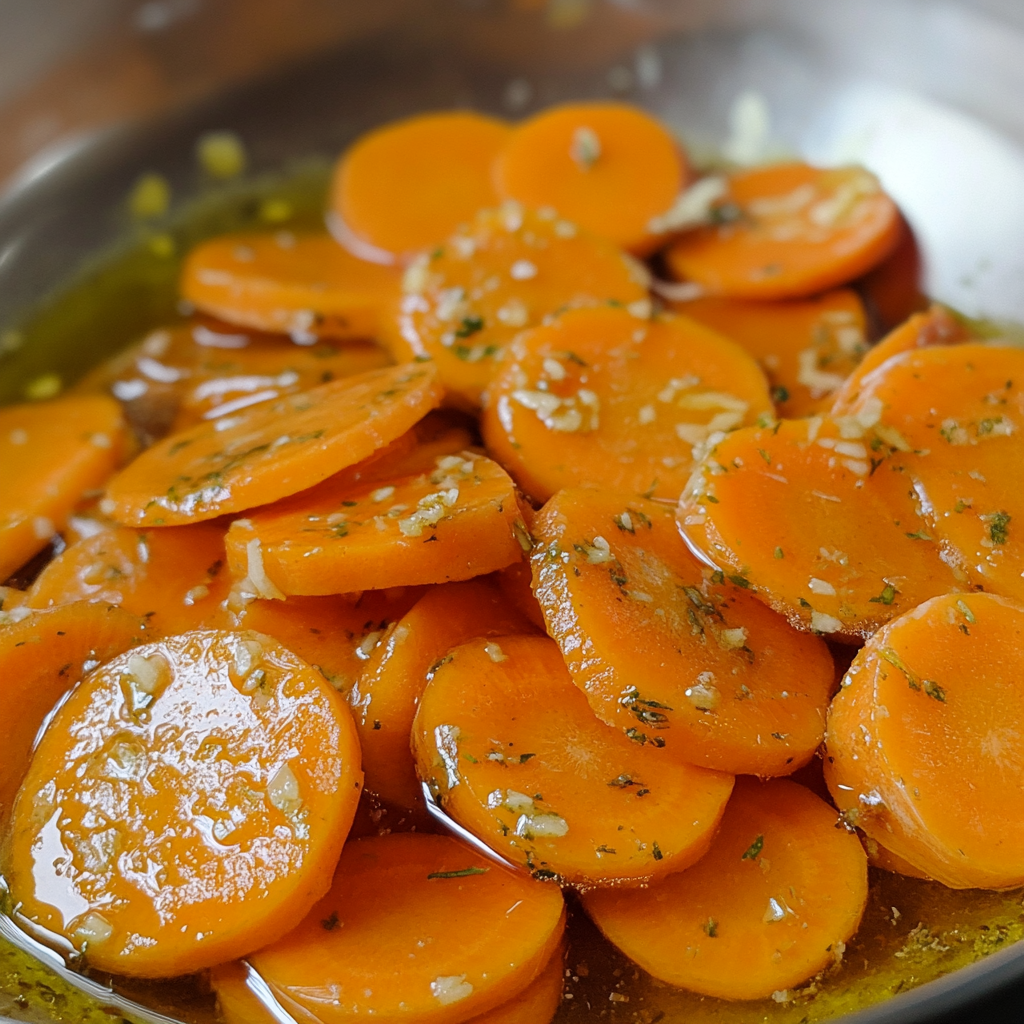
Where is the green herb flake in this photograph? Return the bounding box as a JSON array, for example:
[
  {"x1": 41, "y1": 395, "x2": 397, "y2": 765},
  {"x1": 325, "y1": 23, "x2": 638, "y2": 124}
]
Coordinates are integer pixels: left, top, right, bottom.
[
  {"x1": 757, "y1": 448, "x2": 772, "y2": 464},
  {"x1": 703, "y1": 917, "x2": 719, "y2": 938},
  {"x1": 956, "y1": 599, "x2": 976, "y2": 624},
  {"x1": 774, "y1": 547, "x2": 784, "y2": 560},
  {"x1": 986, "y1": 511, "x2": 1011, "y2": 545},
  {"x1": 652, "y1": 841, "x2": 663, "y2": 861},
  {"x1": 771, "y1": 385, "x2": 790, "y2": 404},
  {"x1": 741, "y1": 834, "x2": 764, "y2": 861},
  {"x1": 321, "y1": 911, "x2": 339, "y2": 930},
  {"x1": 869, "y1": 584, "x2": 897, "y2": 606},
  {"x1": 923, "y1": 679, "x2": 947, "y2": 702},
  {"x1": 905, "y1": 529, "x2": 932, "y2": 541},
  {"x1": 726, "y1": 573, "x2": 752, "y2": 589},
  {"x1": 454, "y1": 314, "x2": 485, "y2": 339},
  {"x1": 427, "y1": 866, "x2": 489, "y2": 880}
]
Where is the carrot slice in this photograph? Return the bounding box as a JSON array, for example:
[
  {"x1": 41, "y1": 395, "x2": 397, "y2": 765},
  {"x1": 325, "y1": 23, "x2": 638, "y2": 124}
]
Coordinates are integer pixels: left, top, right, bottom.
[
  {"x1": 225, "y1": 448, "x2": 527, "y2": 595},
  {"x1": 493, "y1": 102, "x2": 687, "y2": 255},
  {"x1": 864, "y1": 836, "x2": 931, "y2": 880},
  {"x1": 212, "y1": 944, "x2": 564, "y2": 1024},
  {"x1": 676, "y1": 290, "x2": 868, "y2": 418},
  {"x1": 180, "y1": 232, "x2": 401, "y2": 339},
  {"x1": 496, "y1": 560, "x2": 547, "y2": 631},
  {"x1": 245, "y1": 833, "x2": 566, "y2": 1024},
  {"x1": 678, "y1": 416, "x2": 964, "y2": 639},
  {"x1": 27, "y1": 523, "x2": 232, "y2": 635},
  {"x1": 830, "y1": 305, "x2": 972, "y2": 413},
  {"x1": 481, "y1": 306, "x2": 772, "y2": 503},
  {"x1": 532, "y1": 490, "x2": 834, "y2": 775},
  {"x1": 104, "y1": 363, "x2": 442, "y2": 526},
  {"x1": 0, "y1": 602, "x2": 143, "y2": 829},
  {"x1": 857, "y1": 215, "x2": 927, "y2": 333},
  {"x1": 354, "y1": 578, "x2": 536, "y2": 809},
  {"x1": 0, "y1": 395, "x2": 126, "y2": 580},
  {"x1": 5, "y1": 629, "x2": 363, "y2": 977},
  {"x1": 414, "y1": 634, "x2": 734, "y2": 885},
  {"x1": 836, "y1": 342, "x2": 1024, "y2": 601},
  {"x1": 583, "y1": 778, "x2": 868, "y2": 1001},
  {"x1": 664, "y1": 163, "x2": 902, "y2": 300},
  {"x1": 238, "y1": 587, "x2": 424, "y2": 697},
  {"x1": 382, "y1": 205, "x2": 649, "y2": 408},
  {"x1": 825, "y1": 592, "x2": 1024, "y2": 889},
  {"x1": 330, "y1": 112, "x2": 512, "y2": 262}
]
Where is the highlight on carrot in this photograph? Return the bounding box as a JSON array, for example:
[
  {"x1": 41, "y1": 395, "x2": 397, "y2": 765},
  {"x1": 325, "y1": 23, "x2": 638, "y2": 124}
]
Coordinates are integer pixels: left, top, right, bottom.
[
  {"x1": 481, "y1": 306, "x2": 773, "y2": 503},
  {"x1": 355, "y1": 578, "x2": 536, "y2": 809},
  {"x1": 27, "y1": 523, "x2": 232, "y2": 635},
  {"x1": 0, "y1": 602, "x2": 143, "y2": 829},
  {"x1": 0, "y1": 395, "x2": 126, "y2": 581},
  {"x1": 236, "y1": 588, "x2": 423, "y2": 697},
  {"x1": 180, "y1": 232, "x2": 402, "y2": 340},
  {"x1": 664, "y1": 162, "x2": 902, "y2": 299},
  {"x1": 678, "y1": 415, "x2": 964, "y2": 639},
  {"x1": 846, "y1": 342, "x2": 1023, "y2": 601},
  {"x1": 225, "y1": 448, "x2": 527, "y2": 595},
  {"x1": 212, "y1": 915, "x2": 566, "y2": 1024},
  {"x1": 104, "y1": 363, "x2": 442, "y2": 526},
  {"x1": 245, "y1": 833, "x2": 566, "y2": 1024},
  {"x1": 5, "y1": 629, "x2": 363, "y2": 977},
  {"x1": 531, "y1": 490, "x2": 834, "y2": 776},
  {"x1": 330, "y1": 111, "x2": 511, "y2": 262},
  {"x1": 676, "y1": 289, "x2": 868, "y2": 418},
  {"x1": 825, "y1": 592, "x2": 1024, "y2": 890},
  {"x1": 493, "y1": 101, "x2": 687, "y2": 255},
  {"x1": 414, "y1": 634, "x2": 734, "y2": 885},
  {"x1": 829, "y1": 304, "x2": 972, "y2": 413},
  {"x1": 382, "y1": 205, "x2": 650, "y2": 408},
  {"x1": 583, "y1": 778, "x2": 869, "y2": 1001}
]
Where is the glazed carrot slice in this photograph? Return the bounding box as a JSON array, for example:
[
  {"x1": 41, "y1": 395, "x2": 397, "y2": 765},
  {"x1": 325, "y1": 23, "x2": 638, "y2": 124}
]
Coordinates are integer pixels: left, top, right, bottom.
[
  {"x1": 857, "y1": 215, "x2": 927, "y2": 332},
  {"x1": 237, "y1": 587, "x2": 424, "y2": 696},
  {"x1": 678, "y1": 416, "x2": 964, "y2": 639},
  {"x1": 414, "y1": 634, "x2": 734, "y2": 885},
  {"x1": 355, "y1": 578, "x2": 536, "y2": 809},
  {"x1": 212, "y1": 944, "x2": 565, "y2": 1024},
  {"x1": 225, "y1": 448, "x2": 527, "y2": 595},
  {"x1": 245, "y1": 833, "x2": 566, "y2": 1024},
  {"x1": 835, "y1": 342, "x2": 1024, "y2": 601},
  {"x1": 27, "y1": 523, "x2": 232, "y2": 635},
  {"x1": 677, "y1": 289, "x2": 868, "y2": 418},
  {"x1": 864, "y1": 837, "x2": 931, "y2": 881},
  {"x1": 5, "y1": 629, "x2": 363, "y2": 977},
  {"x1": 382, "y1": 205, "x2": 649, "y2": 408},
  {"x1": 664, "y1": 163, "x2": 902, "y2": 299},
  {"x1": 330, "y1": 111, "x2": 511, "y2": 262},
  {"x1": 532, "y1": 490, "x2": 834, "y2": 775},
  {"x1": 496, "y1": 560, "x2": 547, "y2": 631},
  {"x1": 0, "y1": 395, "x2": 125, "y2": 580},
  {"x1": 830, "y1": 305, "x2": 972, "y2": 413},
  {"x1": 481, "y1": 306, "x2": 772, "y2": 503},
  {"x1": 583, "y1": 778, "x2": 868, "y2": 1001},
  {"x1": 104, "y1": 363, "x2": 442, "y2": 526},
  {"x1": 493, "y1": 101, "x2": 687, "y2": 255},
  {"x1": 180, "y1": 233, "x2": 402, "y2": 339},
  {"x1": 0, "y1": 602, "x2": 143, "y2": 829},
  {"x1": 825, "y1": 592, "x2": 1024, "y2": 889}
]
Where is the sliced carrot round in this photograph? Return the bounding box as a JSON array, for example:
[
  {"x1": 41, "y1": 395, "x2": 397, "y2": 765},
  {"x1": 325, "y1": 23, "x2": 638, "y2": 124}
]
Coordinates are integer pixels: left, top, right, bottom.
[
  {"x1": 583, "y1": 778, "x2": 869, "y2": 1001},
  {"x1": 857, "y1": 215, "x2": 927, "y2": 333},
  {"x1": 5, "y1": 629, "x2": 362, "y2": 977},
  {"x1": 0, "y1": 602, "x2": 143, "y2": 829},
  {"x1": 0, "y1": 395, "x2": 126, "y2": 580},
  {"x1": 225, "y1": 448, "x2": 527, "y2": 595},
  {"x1": 104, "y1": 363, "x2": 442, "y2": 526},
  {"x1": 180, "y1": 232, "x2": 401, "y2": 339},
  {"x1": 382, "y1": 206, "x2": 649, "y2": 408},
  {"x1": 825, "y1": 592, "x2": 1024, "y2": 890},
  {"x1": 676, "y1": 289, "x2": 868, "y2": 418},
  {"x1": 835, "y1": 342, "x2": 1024, "y2": 602},
  {"x1": 532, "y1": 490, "x2": 834, "y2": 775},
  {"x1": 830, "y1": 305, "x2": 972, "y2": 414},
  {"x1": 331, "y1": 111, "x2": 511, "y2": 262},
  {"x1": 665, "y1": 163, "x2": 902, "y2": 300},
  {"x1": 678, "y1": 416, "x2": 964, "y2": 639},
  {"x1": 355, "y1": 578, "x2": 536, "y2": 809},
  {"x1": 246, "y1": 833, "x2": 566, "y2": 1024},
  {"x1": 496, "y1": 560, "x2": 547, "y2": 631},
  {"x1": 482, "y1": 306, "x2": 772, "y2": 503},
  {"x1": 212, "y1": 939, "x2": 565, "y2": 1024},
  {"x1": 414, "y1": 634, "x2": 734, "y2": 885},
  {"x1": 236, "y1": 588, "x2": 422, "y2": 697},
  {"x1": 27, "y1": 523, "x2": 232, "y2": 635},
  {"x1": 493, "y1": 102, "x2": 687, "y2": 255}
]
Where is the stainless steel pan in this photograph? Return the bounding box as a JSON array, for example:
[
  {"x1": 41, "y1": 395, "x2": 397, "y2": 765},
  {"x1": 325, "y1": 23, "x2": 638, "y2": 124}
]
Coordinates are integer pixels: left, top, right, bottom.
[{"x1": 1, "y1": 2, "x2": 1022, "y2": 1021}]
